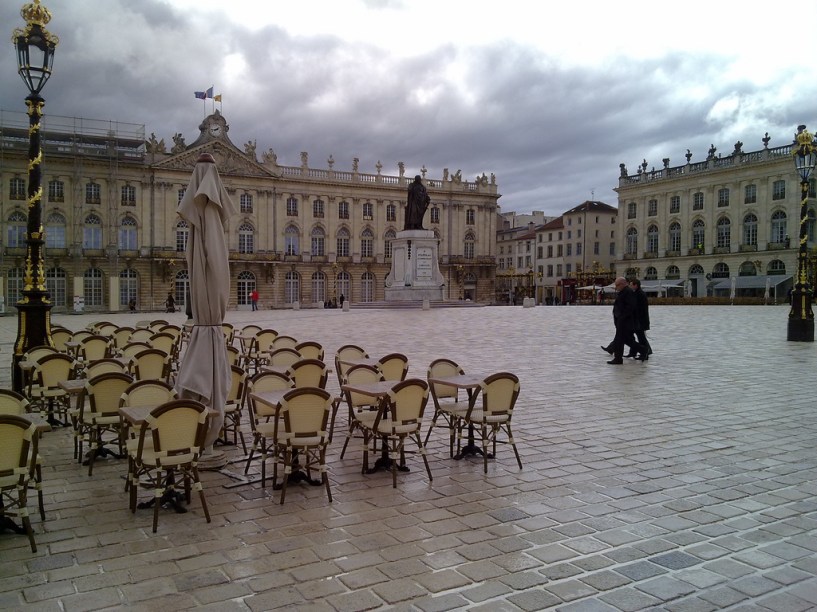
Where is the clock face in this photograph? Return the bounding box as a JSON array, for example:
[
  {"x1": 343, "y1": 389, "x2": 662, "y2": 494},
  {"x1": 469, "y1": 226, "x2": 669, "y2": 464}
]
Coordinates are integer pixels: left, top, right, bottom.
[{"x1": 209, "y1": 124, "x2": 222, "y2": 137}]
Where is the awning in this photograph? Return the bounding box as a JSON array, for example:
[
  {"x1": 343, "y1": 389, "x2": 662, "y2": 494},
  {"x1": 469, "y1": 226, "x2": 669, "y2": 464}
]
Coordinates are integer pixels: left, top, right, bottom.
[
  {"x1": 712, "y1": 275, "x2": 792, "y2": 290},
  {"x1": 639, "y1": 279, "x2": 684, "y2": 293}
]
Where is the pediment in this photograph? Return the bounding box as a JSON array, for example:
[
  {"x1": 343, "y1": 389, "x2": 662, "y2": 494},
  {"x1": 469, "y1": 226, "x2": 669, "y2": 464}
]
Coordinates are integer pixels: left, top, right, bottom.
[{"x1": 152, "y1": 141, "x2": 278, "y2": 178}]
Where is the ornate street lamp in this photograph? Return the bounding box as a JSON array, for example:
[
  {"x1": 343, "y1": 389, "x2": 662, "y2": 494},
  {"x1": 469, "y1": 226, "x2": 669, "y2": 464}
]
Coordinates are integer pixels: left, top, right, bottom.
[
  {"x1": 788, "y1": 124, "x2": 817, "y2": 341},
  {"x1": 10, "y1": 0, "x2": 59, "y2": 391}
]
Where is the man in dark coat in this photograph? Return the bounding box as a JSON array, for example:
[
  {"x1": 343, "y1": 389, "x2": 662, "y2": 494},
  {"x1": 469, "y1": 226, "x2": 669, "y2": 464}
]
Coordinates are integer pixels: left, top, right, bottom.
[
  {"x1": 626, "y1": 279, "x2": 652, "y2": 358},
  {"x1": 607, "y1": 277, "x2": 646, "y2": 364}
]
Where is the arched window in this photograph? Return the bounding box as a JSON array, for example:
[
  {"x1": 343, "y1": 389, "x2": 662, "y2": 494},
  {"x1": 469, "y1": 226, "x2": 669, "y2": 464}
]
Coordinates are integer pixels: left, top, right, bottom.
[
  {"x1": 743, "y1": 213, "x2": 758, "y2": 246},
  {"x1": 644, "y1": 266, "x2": 658, "y2": 280},
  {"x1": 739, "y1": 261, "x2": 757, "y2": 276},
  {"x1": 716, "y1": 217, "x2": 731, "y2": 249},
  {"x1": 45, "y1": 212, "x2": 67, "y2": 249},
  {"x1": 45, "y1": 267, "x2": 67, "y2": 307},
  {"x1": 689, "y1": 264, "x2": 704, "y2": 275},
  {"x1": 361, "y1": 272, "x2": 375, "y2": 303},
  {"x1": 712, "y1": 262, "x2": 729, "y2": 279},
  {"x1": 312, "y1": 271, "x2": 326, "y2": 303},
  {"x1": 285, "y1": 271, "x2": 300, "y2": 303},
  {"x1": 668, "y1": 222, "x2": 681, "y2": 252},
  {"x1": 666, "y1": 265, "x2": 680, "y2": 279},
  {"x1": 384, "y1": 229, "x2": 396, "y2": 259},
  {"x1": 285, "y1": 225, "x2": 299, "y2": 256},
  {"x1": 361, "y1": 228, "x2": 374, "y2": 258},
  {"x1": 646, "y1": 225, "x2": 659, "y2": 253},
  {"x1": 119, "y1": 269, "x2": 138, "y2": 307},
  {"x1": 83, "y1": 214, "x2": 103, "y2": 249},
  {"x1": 238, "y1": 222, "x2": 255, "y2": 254},
  {"x1": 84, "y1": 268, "x2": 104, "y2": 307},
  {"x1": 119, "y1": 216, "x2": 137, "y2": 250},
  {"x1": 337, "y1": 271, "x2": 351, "y2": 302},
  {"x1": 625, "y1": 227, "x2": 638, "y2": 255},
  {"x1": 176, "y1": 220, "x2": 189, "y2": 252},
  {"x1": 464, "y1": 230, "x2": 476, "y2": 259},
  {"x1": 237, "y1": 270, "x2": 255, "y2": 306},
  {"x1": 172, "y1": 270, "x2": 189, "y2": 311},
  {"x1": 336, "y1": 227, "x2": 350, "y2": 258},
  {"x1": 771, "y1": 210, "x2": 787, "y2": 243},
  {"x1": 7, "y1": 267, "x2": 25, "y2": 307},
  {"x1": 311, "y1": 226, "x2": 325, "y2": 257},
  {"x1": 7, "y1": 211, "x2": 27, "y2": 247},
  {"x1": 692, "y1": 219, "x2": 705, "y2": 250},
  {"x1": 767, "y1": 259, "x2": 786, "y2": 275}
]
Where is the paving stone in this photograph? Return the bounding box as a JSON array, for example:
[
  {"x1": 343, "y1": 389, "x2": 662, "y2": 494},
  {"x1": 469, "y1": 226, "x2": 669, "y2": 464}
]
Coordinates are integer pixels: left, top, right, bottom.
[
  {"x1": 579, "y1": 570, "x2": 631, "y2": 591},
  {"x1": 634, "y1": 576, "x2": 696, "y2": 601},
  {"x1": 599, "y1": 586, "x2": 662, "y2": 611},
  {"x1": 506, "y1": 588, "x2": 562, "y2": 611},
  {"x1": 614, "y1": 561, "x2": 667, "y2": 581},
  {"x1": 649, "y1": 551, "x2": 701, "y2": 570},
  {"x1": 756, "y1": 592, "x2": 815, "y2": 612}
]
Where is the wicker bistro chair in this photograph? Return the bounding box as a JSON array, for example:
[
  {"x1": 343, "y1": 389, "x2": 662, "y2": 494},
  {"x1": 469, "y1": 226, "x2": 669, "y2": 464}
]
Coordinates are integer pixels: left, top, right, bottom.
[
  {"x1": 275, "y1": 387, "x2": 334, "y2": 504},
  {"x1": 79, "y1": 334, "x2": 113, "y2": 364},
  {"x1": 225, "y1": 345, "x2": 241, "y2": 367},
  {"x1": 424, "y1": 358, "x2": 469, "y2": 455},
  {"x1": 78, "y1": 372, "x2": 134, "y2": 476},
  {"x1": 243, "y1": 370, "x2": 294, "y2": 487},
  {"x1": 244, "y1": 328, "x2": 278, "y2": 373},
  {"x1": 0, "y1": 415, "x2": 39, "y2": 552},
  {"x1": 294, "y1": 340, "x2": 324, "y2": 362},
  {"x1": 84, "y1": 358, "x2": 130, "y2": 379},
  {"x1": 130, "y1": 349, "x2": 171, "y2": 382},
  {"x1": 288, "y1": 359, "x2": 329, "y2": 389},
  {"x1": 129, "y1": 328, "x2": 155, "y2": 344},
  {"x1": 112, "y1": 327, "x2": 135, "y2": 353},
  {"x1": 21, "y1": 345, "x2": 59, "y2": 393},
  {"x1": 128, "y1": 399, "x2": 212, "y2": 533},
  {"x1": 0, "y1": 391, "x2": 45, "y2": 522},
  {"x1": 459, "y1": 372, "x2": 522, "y2": 474},
  {"x1": 267, "y1": 347, "x2": 302, "y2": 369},
  {"x1": 27, "y1": 352, "x2": 76, "y2": 426},
  {"x1": 377, "y1": 352, "x2": 409, "y2": 382},
  {"x1": 51, "y1": 328, "x2": 73, "y2": 353},
  {"x1": 339, "y1": 364, "x2": 384, "y2": 460},
  {"x1": 222, "y1": 323, "x2": 235, "y2": 347},
  {"x1": 221, "y1": 365, "x2": 248, "y2": 453},
  {"x1": 272, "y1": 335, "x2": 298, "y2": 351},
  {"x1": 334, "y1": 344, "x2": 368, "y2": 389},
  {"x1": 360, "y1": 379, "x2": 432, "y2": 487},
  {"x1": 120, "y1": 341, "x2": 152, "y2": 363}
]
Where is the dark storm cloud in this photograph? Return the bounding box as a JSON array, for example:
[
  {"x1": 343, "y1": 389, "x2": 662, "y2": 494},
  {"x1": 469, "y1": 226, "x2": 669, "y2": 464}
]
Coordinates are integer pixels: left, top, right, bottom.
[{"x1": 2, "y1": 0, "x2": 815, "y2": 216}]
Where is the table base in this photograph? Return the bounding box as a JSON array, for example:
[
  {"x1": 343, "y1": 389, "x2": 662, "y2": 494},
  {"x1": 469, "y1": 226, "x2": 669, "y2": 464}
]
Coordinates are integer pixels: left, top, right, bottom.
[
  {"x1": 137, "y1": 489, "x2": 188, "y2": 514},
  {"x1": 454, "y1": 443, "x2": 494, "y2": 460},
  {"x1": 82, "y1": 447, "x2": 123, "y2": 466}
]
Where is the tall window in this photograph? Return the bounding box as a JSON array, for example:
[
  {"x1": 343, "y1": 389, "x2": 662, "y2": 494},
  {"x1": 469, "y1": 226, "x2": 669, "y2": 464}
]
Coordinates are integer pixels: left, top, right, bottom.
[
  {"x1": 313, "y1": 199, "x2": 324, "y2": 218},
  {"x1": 743, "y1": 213, "x2": 758, "y2": 246},
  {"x1": 772, "y1": 180, "x2": 786, "y2": 200},
  {"x1": 464, "y1": 231, "x2": 475, "y2": 259},
  {"x1": 337, "y1": 271, "x2": 351, "y2": 302},
  {"x1": 338, "y1": 201, "x2": 349, "y2": 219},
  {"x1": 121, "y1": 184, "x2": 136, "y2": 206},
  {"x1": 717, "y1": 188, "x2": 730, "y2": 207},
  {"x1": 692, "y1": 219, "x2": 705, "y2": 250},
  {"x1": 646, "y1": 225, "x2": 658, "y2": 253},
  {"x1": 285, "y1": 271, "x2": 300, "y2": 303},
  {"x1": 430, "y1": 206, "x2": 440, "y2": 224},
  {"x1": 285, "y1": 225, "x2": 299, "y2": 256},
  {"x1": 238, "y1": 222, "x2": 255, "y2": 253},
  {"x1": 311, "y1": 226, "x2": 325, "y2": 256},
  {"x1": 84, "y1": 268, "x2": 104, "y2": 307},
  {"x1": 386, "y1": 203, "x2": 396, "y2": 222},
  {"x1": 7, "y1": 267, "x2": 24, "y2": 306},
  {"x1": 647, "y1": 200, "x2": 657, "y2": 216},
  {"x1": 336, "y1": 227, "x2": 350, "y2": 257},
  {"x1": 645, "y1": 266, "x2": 658, "y2": 280},
  {"x1": 240, "y1": 193, "x2": 253, "y2": 213},
  {"x1": 768, "y1": 259, "x2": 786, "y2": 275},
  {"x1": 712, "y1": 262, "x2": 729, "y2": 279},
  {"x1": 744, "y1": 184, "x2": 757, "y2": 203},
  {"x1": 178, "y1": 188, "x2": 185, "y2": 203},
  {"x1": 312, "y1": 271, "x2": 326, "y2": 303},
  {"x1": 119, "y1": 216, "x2": 138, "y2": 250},
  {"x1": 45, "y1": 267, "x2": 66, "y2": 307},
  {"x1": 466, "y1": 209, "x2": 475, "y2": 225},
  {"x1": 176, "y1": 220, "x2": 189, "y2": 251},
  {"x1": 669, "y1": 222, "x2": 681, "y2": 252},
  {"x1": 693, "y1": 192, "x2": 704, "y2": 210},
  {"x1": 7, "y1": 211, "x2": 26, "y2": 247},
  {"x1": 360, "y1": 228, "x2": 374, "y2": 258},
  {"x1": 286, "y1": 196, "x2": 298, "y2": 216},
  {"x1": 174, "y1": 270, "x2": 189, "y2": 311},
  {"x1": 666, "y1": 265, "x2": 680, "y2": 279},
  {"x1": 669, "y1": 195, "x2": 680, "y2": 214},
  {"x1": 119, "y1": 269, "x2": 138, "y2": 307},
  {"x1": 45, "y1": 212, "x2": 67, "y2": 249},
  {"x1": 625, "y1": 227, "x2": 638, "y2": 255},
  {"x1": 237, "y1": 271, "x2": 255, "y2": 306},
  {"x1": 10, "y1": 177, "x2": 25, "y2": 200},
  {"x1": 361, "y1": 272, "x2": 374, "y2": 303},
  {"x1": 48, "y1": 179, "x2": 64, "y2": 202},
  {"x1": 83, "y1": 214, "x2": 103, "y2": 249},
  {"x1": 384, "y1": 229, "x2": 396, "y2": 259},
  {"x1": 362, "y1": 202, "x2": 373, "y2": 220},
  {"x1": 771, "y1": 210, "x2": 787, "y2": 243},
  {"x1": 86, "y1": 181, "x2": 101, "y2": 204},
  {"x1": 627, "y1": 202, "x2": 636, "y2": 219},
  {"x1": 716, "y1": 217, "x2": 731, "y2": 248}
]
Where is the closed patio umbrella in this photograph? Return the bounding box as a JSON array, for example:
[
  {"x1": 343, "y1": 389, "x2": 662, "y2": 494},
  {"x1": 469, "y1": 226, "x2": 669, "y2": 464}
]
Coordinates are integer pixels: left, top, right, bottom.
[{"x1": 175, "y1": 153, "x2": 236, "y2": 448}]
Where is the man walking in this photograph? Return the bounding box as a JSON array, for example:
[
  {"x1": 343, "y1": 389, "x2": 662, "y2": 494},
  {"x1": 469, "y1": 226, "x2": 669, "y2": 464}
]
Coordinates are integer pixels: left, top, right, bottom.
[
  {"x1": 627, "y1": 279, "x2": 652, "y2": 359},
  {"x1": 607, "y1": 277, "x2": 646, "y2": 364},
  {"x1": 250, "y1": 289, "x2": 259, "y2": 311}
]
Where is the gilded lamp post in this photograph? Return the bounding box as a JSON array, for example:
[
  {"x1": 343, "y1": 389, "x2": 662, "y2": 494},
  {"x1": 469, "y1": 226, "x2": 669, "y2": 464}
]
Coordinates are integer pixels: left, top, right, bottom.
[
  {"x1": 11, "y1": 0, "x2": 59, "y2": 391},
  {"x1": 788, "y1": 125, "x2": 816, "y2": 342}
]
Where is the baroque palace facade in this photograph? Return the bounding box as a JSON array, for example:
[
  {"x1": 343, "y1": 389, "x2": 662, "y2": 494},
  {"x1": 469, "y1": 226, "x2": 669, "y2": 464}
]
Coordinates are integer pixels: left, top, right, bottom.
[
  {"x1": 615, "y1": 132, "x2": 815, "y2": 299},
  {"x1": 0, "y1": 110, "x2": 499, "y2": 313}
]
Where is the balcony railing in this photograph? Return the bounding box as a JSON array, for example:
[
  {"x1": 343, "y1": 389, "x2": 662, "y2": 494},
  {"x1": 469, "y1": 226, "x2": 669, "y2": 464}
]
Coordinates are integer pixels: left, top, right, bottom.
[
  {"x1": 739, "y1": 244, "x2": 758, "y2": 252},
  {"x1": 713, "y1": 246, "x2": 731, "y2": 254}
]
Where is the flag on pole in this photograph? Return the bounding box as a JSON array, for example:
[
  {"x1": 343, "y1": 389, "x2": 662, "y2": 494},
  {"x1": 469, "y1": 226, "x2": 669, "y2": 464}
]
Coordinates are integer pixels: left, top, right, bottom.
[
  {"x1": 194, "y1": 90, "x2": 207, "y2": 99},
  {"x1": 206, "y1": 86, "x2": 214, "y2": 98},
  {"x1": 214, "y1": 94, "x2": 222, "y2": 102}
]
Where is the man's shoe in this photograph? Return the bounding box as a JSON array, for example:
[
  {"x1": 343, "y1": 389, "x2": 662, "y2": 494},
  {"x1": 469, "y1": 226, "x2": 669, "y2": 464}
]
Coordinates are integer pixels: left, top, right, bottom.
[
  {"x1": 607, "y1": 359, "x2": 623, "y2": 365},
  {"x1": 601, "y1": 345, "x2": 613, "y2": 355},
  {"x1": 624, "y1": 352, "x2": 637, "y2": 358},
  {"x1": 635, "y1": 354, "x2": 648, "y2": 362}
]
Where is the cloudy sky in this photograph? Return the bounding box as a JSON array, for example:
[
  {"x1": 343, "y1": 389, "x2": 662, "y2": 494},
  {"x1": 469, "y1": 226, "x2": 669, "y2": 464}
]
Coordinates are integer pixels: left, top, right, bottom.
[{"x1": 2, "y1": 0, "x2": 816, "y2": 216}]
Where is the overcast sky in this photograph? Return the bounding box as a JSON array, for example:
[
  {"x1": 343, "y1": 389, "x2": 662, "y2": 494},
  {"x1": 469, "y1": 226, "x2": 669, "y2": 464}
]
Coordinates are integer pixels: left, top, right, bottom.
[{"x1": 2, "y1": 0, "x2": 816, "y2": 216}]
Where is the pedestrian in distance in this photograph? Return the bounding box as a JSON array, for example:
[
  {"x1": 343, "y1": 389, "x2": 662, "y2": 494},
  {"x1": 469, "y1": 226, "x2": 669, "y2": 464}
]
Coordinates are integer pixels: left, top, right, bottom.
[
  {"x1": 626, "y1": 279, "x2": 652, "y2": 359},
  {"x1": 606, "y1": 277, "x2": 647, "y2": 365}
]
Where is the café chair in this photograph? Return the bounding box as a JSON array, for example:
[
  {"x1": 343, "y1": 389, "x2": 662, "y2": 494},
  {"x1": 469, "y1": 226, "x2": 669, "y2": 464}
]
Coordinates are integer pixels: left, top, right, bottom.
[
  {"x1": 94, "y1": 322, "x2": 119, "y2": 338},
  {"x1": 424, "y1": 358, "x2": 468, "y2": 455},
  {"x1": 79, "y1": 334, "x2": 113, "y2": 364},
  {"x1": 0, "y1": 391, "x2": 45, "y2": 521},
  {"x1": 84, "y1": 358, "x2": 130, "y2": 379},
  {"x1": 148, "y1": 320, "x2": 169, "y2": 332},
  {"x1": 120, "y1": 341, "x2": 151, "y2": 363},
  {"x1": 221, "y1": 365, "x2": 248, "y2": 453},
  {"x1": 129, "y1": 328, "x2": 154, "y2": 343},
  {"x1": 244, "y1": 328, "x2": 278, "y2": 373},
  {"x1": 287, "y1": 359, "x2": 328, "y2": 389},
  {"x1": 361, "y1": 378, "x2": 432, "y2": 488},
  {"x1": 377, "y1": 353, "x2": 409, "y2": 382},
  {"x1": 339, "y1": 364, "x2": 383, "y2": 460},
  {"x1": 130, "y1": 349, "x2": 171, "y2": 382},
  {"x1": 294, "y1": 340, "x2": 324, "y2": 362},
  {"x1": 222, "y1": 323, "x2": 235, "y2": 346},
  {"x1": 225, "y1": 345, "x2": 241, "y2": 366},
  {"x1": 272, "y1": 335, "x2": 298, "y2": 351},
  {"x1": 21, "y1": 345, "x2": 59, "y2": 392},
  {"x1": 148, "y1": 332, "x2": 177, "y2": 358},
  {"x1": 460, "y1": 372, "x2": 522, "y2": 474},
  {"x1": 0, "y1": 414, "x2": 39, "y2": 552},
  {"x1": 334, "y1": 344, "x2": 368, "y2": 389},
  {"x1": 51, "y1": 328, "x2": 73, "y2": 353},
  {"x1": 128, "y1": 399, "x2": 211, "y2": 533},
  {"x1": 27, "y1": 352, "x2": 76, "y2": 426},
  {"x1": 268, "y1": 347, "x2": 301, "y2": 369},
  {"x1": 276, "y1": 387, "x2": 334, "y2": 505},
  {"x1": 112, "y1": 327, "x2": 136, "y2": 353},
  {"x1": 79, "y1": 372, "x2": 133, "y2": 476},
  {"x1": 243, "y1": 370, "x2": 294, "y2": 485}
]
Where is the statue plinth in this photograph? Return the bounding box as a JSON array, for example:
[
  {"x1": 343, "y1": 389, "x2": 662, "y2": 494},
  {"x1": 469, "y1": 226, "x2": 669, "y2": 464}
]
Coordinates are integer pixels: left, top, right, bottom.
[{"x1": 385, "y1": 230, "x2": 444, "y2": 302}]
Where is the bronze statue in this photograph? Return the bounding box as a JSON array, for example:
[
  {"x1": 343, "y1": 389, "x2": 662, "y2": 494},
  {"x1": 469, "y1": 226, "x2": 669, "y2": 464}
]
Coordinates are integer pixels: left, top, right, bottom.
[{"x1": 405, "y1": 175, "x2": 430, "y2": 230}]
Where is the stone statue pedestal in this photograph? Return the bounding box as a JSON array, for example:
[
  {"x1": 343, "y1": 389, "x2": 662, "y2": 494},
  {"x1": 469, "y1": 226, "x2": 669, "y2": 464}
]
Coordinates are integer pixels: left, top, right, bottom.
[{"x1": 385, "y1": 230, "x2": 444, "y2": 302}]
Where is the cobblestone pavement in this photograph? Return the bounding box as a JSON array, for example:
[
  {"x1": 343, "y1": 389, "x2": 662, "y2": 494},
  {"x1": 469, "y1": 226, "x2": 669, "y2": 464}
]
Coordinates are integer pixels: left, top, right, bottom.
[{"x1": 1, "y1": 304, "x2": 816, "y2": 611}]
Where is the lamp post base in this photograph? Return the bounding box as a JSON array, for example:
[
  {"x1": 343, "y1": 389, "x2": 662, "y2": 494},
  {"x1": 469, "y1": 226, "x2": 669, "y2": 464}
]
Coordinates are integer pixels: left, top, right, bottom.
[{"x1": 787, "y1": 317, "x2": 814, "y2": 342}]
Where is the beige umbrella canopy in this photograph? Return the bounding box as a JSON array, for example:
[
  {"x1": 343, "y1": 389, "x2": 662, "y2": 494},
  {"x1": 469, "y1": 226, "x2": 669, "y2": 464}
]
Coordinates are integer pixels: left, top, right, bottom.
[{"x1": 175, "y1": 153, "x2": 237, "y2": 447}]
